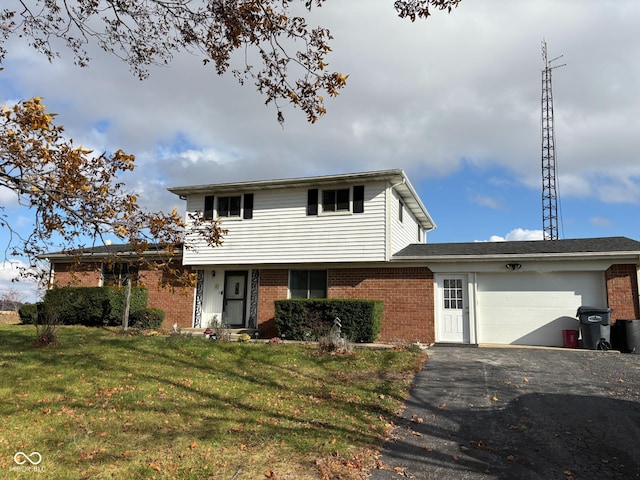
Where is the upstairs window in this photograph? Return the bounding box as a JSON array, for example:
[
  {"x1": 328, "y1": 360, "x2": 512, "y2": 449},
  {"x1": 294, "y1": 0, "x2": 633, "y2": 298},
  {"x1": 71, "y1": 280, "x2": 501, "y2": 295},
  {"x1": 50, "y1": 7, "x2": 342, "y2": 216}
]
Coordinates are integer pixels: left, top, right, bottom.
[
  {"x1": 218, "y1": 196, "x2": 241, "y2": 217},
  {"x1": 398, "y1": 199, "x2": 404, "y2": 223},
  {"x1": 290, "y1": 270, "x2": 327, "y2": 299},
  {"x1": 322, "y1": 188, "x2": 350, "y2": 212},
  {"x1": 102, "y1": 263, "x2": 138, "y2": 287}
]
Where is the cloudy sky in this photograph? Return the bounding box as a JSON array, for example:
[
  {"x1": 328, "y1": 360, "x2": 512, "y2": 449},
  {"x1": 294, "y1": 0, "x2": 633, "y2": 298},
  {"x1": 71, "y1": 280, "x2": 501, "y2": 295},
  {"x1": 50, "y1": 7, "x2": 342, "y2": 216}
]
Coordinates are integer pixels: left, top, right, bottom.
[{"x1": 1, "y1": 0, "x2": 640, "y2": 301}]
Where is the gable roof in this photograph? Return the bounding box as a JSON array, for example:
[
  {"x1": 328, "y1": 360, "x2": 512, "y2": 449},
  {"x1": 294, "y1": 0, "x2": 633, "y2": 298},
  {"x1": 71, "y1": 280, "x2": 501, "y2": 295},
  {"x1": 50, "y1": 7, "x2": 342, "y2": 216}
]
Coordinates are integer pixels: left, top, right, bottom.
[
  {"x1": 168, "y1": 169, "x2": 436, "y2": 230},
  {"x1": 394, "y1": 236, "x2": 640, "y2": 261}
]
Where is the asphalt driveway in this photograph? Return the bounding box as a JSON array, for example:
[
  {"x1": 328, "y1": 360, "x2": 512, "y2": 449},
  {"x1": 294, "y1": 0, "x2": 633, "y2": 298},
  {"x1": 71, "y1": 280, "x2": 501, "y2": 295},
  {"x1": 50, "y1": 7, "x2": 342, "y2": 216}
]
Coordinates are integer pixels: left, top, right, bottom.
[{"x1": 370, "y1": 346, "x2": 640, "y2": 479}]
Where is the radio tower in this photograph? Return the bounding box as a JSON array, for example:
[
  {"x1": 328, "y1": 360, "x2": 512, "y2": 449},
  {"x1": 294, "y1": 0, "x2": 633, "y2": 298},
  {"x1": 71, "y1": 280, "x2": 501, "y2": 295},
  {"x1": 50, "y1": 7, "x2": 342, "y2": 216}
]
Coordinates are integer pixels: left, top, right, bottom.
[{"x1": 541, "y1": 40, "x2": 565, "y2": 240}]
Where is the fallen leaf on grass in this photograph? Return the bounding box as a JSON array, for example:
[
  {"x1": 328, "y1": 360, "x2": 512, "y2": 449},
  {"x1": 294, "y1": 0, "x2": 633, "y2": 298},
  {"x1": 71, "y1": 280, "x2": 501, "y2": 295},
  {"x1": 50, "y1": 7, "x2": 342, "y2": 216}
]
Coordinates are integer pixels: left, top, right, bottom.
[{"x1": 506, "y1": 455, "x2": 515, "y2": 462}]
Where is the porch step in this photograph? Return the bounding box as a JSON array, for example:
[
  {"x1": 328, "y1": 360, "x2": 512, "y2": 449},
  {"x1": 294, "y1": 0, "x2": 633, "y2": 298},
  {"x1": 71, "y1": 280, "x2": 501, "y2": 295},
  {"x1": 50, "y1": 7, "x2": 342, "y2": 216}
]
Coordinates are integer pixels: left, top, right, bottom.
[{"x1": 181, "y1": 328, "x2": 259, "y2": 341}]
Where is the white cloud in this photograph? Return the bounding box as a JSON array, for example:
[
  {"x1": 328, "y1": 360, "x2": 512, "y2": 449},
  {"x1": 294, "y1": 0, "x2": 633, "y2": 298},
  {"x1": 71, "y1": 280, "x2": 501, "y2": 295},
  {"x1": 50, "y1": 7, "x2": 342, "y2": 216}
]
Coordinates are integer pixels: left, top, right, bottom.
[
  {"x1": 590, "y1": 216, "x2": 613, "y2": 228},
  {"x1": 471, "y1": 194, "x2": 503, "y2": 210},
  {"x1": 0, "y1": 261, "x2": 40, "y2": 304},
  {"x1": 485, "y1": 228, "x2": 545, "y2": 242}
]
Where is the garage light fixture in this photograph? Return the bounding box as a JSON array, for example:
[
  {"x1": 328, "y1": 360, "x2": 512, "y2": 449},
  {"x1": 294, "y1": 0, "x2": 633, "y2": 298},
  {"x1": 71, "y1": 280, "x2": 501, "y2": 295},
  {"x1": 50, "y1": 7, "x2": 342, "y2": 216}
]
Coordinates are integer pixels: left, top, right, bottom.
[{"x1": 505, "y1": 263, "x2": 522, "y2": 271}]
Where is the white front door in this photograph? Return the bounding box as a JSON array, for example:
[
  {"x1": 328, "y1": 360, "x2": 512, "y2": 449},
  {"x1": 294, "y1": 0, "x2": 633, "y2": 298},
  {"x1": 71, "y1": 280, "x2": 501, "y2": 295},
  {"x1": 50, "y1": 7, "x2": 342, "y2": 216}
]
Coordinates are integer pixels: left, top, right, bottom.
[{"x1": 437, "y1": 275, "x2": 470, "y2": 343}]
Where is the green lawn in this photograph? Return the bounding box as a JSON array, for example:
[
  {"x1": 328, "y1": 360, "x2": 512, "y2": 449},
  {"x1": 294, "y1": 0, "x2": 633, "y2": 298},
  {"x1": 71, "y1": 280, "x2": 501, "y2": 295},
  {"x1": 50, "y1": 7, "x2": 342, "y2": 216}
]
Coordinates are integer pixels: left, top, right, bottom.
[{"x1": 0, "y1": 326, "x2": 425, "y2": 479}]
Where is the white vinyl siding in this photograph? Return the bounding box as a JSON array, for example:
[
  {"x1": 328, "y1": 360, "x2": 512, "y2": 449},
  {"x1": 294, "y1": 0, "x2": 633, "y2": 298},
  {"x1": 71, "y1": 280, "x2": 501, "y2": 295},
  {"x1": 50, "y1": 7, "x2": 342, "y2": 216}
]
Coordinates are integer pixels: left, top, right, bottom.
[
  {"x1": 183, "y1": 181, "x2": 388, "y2": 265},
  {"x1": 390, "y1": 189, "x2": 421, "y2": 255}
]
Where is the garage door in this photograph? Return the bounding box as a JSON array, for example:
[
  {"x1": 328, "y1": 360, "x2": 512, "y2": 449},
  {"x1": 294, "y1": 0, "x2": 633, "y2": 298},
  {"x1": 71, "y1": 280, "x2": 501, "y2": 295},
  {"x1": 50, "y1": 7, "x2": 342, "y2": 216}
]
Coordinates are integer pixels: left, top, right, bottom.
[{"x1": 476, "y1": 272, "x2": 606, "y2": 346}]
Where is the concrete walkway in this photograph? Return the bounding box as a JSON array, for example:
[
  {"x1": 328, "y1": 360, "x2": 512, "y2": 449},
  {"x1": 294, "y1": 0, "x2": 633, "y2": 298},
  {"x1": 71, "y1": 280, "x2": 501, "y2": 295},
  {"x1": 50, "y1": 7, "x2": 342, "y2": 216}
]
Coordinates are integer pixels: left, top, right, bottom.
[{"x1": 370, "y1": 346, "x2": 640, "y2": 479}]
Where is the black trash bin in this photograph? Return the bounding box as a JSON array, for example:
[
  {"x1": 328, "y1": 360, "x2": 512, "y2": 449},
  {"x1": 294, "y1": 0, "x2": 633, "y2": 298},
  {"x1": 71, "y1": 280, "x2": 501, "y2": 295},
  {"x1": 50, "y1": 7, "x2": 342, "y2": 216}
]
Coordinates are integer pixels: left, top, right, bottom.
[
  {"x1": 576, "y1": 307, "x2": 612, "y2": 350},
  {"x1": 612, "y1": 320, "x2": 640, "y2": 353}
]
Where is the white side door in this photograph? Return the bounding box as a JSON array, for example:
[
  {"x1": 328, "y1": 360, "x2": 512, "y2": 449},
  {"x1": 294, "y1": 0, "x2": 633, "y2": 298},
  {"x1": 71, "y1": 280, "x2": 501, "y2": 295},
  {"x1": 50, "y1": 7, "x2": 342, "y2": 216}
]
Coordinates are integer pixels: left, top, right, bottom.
[{"x1": 436, "y1": 275, "x2": 470, "y2": 343}]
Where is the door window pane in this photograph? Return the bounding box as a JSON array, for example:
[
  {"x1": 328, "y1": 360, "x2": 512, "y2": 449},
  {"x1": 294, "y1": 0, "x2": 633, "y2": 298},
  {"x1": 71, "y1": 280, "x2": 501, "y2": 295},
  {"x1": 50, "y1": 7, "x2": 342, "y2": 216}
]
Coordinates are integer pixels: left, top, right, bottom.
[{"x1": 443, "y1": 278, "x2": 463, "y2": 310}]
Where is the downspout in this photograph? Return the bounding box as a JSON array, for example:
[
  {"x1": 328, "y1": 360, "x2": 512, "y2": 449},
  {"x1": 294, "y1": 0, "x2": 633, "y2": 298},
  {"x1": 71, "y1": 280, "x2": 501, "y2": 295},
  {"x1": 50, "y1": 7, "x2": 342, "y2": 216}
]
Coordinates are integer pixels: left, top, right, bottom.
[{"x1": 387, "y1": 178, "x2": 407, "y2": 261}]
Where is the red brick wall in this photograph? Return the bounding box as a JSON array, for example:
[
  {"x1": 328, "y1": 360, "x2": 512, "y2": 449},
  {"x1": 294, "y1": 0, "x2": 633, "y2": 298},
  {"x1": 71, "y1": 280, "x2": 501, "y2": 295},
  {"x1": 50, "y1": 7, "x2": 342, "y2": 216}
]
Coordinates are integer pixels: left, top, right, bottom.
[
  {"x1": 256, "y1": 266, "x2": 435, "y2": 343},
  {"x1": 606, "y1": 264, "x2": 640, "y2": 321},
  {"x1": 140, "y1": 268, "x2": 195, "y2": 329},
  {"x1": 329, "y1": 267, "x2": 434, "y2": 343},
  {"x1": 51, "y1": 262, "x2": 194, "y2": 330},
  {"x1": 257, "y1": 269, "x2": 289, "y2": 338},
  {"x1": 53, "y1": 263, "x2": 101, "y2": 287}
]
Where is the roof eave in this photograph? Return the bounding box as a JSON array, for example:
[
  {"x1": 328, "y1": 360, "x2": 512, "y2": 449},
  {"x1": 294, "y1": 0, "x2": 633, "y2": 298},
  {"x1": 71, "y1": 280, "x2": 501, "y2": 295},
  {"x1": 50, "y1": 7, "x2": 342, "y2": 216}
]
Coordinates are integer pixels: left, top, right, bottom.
[
  {"x1": 167, "y1": 169, "x2": 407, "y2": 197},
  {"x1": 392, "y1": 251, "x2": 640, "y2": 262}
]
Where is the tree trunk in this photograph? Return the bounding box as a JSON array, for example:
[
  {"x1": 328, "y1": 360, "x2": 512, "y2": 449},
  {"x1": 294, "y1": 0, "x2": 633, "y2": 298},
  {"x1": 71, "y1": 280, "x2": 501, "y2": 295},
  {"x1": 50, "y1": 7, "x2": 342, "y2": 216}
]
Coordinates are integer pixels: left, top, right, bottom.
[{"x1": 122, "y1": 278, "x2": 132, "y2": 331}]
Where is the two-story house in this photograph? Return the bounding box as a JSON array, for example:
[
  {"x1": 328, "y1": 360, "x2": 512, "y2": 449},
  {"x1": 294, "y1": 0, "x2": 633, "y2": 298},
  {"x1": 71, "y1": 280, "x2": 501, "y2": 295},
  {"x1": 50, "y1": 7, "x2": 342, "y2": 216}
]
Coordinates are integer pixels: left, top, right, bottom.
[
  {"x1": 169, "y1": 169, "x2": 640, "y2": 346},
  {"x1": 168, "y1": 169, "x2": 438, "y2": 341}
]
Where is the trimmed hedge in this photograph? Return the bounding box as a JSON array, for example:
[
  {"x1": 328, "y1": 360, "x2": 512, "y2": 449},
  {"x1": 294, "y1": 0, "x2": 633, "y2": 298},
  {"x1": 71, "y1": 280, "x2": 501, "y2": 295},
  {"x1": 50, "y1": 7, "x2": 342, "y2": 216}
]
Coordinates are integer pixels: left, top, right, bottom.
[
  {"x1": 18, "y1": 302, "x2": 42, "y2": 325},
  {"x1": 103, "y1": 287, "x2": 148, "y2": 326},
  {"x1": 43, "y1": 286, "x2": 148, "y2": 326},
  {"x1": 274, "y1": 299, "x2": 383, "y2": 343},
  {"x1": 129, "y1": 308, "x2": 165, "y2": 330}
]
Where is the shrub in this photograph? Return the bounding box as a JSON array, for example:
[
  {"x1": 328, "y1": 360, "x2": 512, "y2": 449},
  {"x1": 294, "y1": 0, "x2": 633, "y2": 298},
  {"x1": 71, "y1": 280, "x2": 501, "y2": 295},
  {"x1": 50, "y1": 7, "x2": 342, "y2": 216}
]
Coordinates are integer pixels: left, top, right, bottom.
[
  {"x1": 43, "y1": 287, "x2": 148, "y2": 327},
  {"x1": 274, "y1": 299, "x2": 383, "y2": 343},
  {"x1": 44, "y1": 287, "x2": 110, "y2": 326},
  {"x1": 35, "y1": 303, "x2": 61, "y2": 346},
  {"x1": 103, "y1": 286, "x2": 148, "y2": 326},
  {"x1": 18, "y1": 303, "x2": 42, "y2": 325},
  {"x1": 129, "y1": 308, "x2": 165, "y2": 330}
]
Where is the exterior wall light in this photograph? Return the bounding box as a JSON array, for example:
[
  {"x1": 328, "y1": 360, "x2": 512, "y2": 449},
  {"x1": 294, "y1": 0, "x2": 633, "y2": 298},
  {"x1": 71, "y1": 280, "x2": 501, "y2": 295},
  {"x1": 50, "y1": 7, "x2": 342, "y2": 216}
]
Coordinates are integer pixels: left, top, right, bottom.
[{"x1": 506, "y1": 263, "x2": 522, "y2": 271}]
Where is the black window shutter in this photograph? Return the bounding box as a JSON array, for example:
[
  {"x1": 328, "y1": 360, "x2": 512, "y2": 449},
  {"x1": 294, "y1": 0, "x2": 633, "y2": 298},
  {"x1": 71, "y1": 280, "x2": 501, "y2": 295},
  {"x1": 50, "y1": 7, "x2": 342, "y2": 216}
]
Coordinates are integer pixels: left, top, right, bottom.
[
  {"x1": 204, "y1": 195, "x2": 215, "y2": 219},
  {"x1": 307, "y1": 189, "x2": 318, "y2": 216},
  {"x1": 353, "y1": 185, "x2": 364, "y2": 213},
  {"x1": 243, "y1": 193, "x2": 254, "y2": 219}
]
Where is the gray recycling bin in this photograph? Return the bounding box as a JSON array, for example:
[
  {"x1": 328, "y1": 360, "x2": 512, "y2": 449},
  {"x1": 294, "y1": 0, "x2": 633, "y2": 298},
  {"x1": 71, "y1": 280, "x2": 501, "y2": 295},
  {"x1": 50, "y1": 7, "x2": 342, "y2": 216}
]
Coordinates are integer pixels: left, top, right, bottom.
[{"x1": 576, "y1": 307, "x2": 612, "y2": 350}]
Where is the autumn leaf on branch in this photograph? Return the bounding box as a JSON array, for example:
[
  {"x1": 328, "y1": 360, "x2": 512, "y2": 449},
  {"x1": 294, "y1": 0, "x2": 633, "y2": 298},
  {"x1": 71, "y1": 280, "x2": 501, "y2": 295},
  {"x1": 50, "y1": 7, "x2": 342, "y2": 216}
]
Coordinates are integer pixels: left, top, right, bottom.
[
  {"x1": 0, "y1": 0, "x2": 460, "y2": 123},
  {"x1": 0, "y1": 96, "x2": 224, "y2": 282}
]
